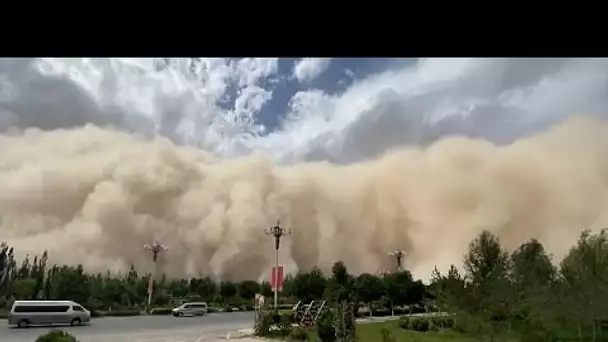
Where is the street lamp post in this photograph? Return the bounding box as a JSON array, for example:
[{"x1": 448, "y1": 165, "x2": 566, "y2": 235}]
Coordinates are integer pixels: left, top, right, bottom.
[
  {"x1": 388, "y1": 249, "x2": 407, "y2": 272},
  {"x1": 144, "y1": 241, "x2": 168, "y2": 310},
  {"x1": 264, "y1": 220, "x2": 291, "y2": 310}
]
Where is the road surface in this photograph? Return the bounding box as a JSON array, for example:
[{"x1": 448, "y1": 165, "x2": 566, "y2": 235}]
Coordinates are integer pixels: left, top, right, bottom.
[{"x1": 1, "y1": 312, "x2": 254, "y2": 342}]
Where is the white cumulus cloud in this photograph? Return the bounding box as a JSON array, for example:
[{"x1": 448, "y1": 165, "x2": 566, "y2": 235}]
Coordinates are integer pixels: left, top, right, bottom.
[{"x1": 293, "y1": 58, "x2": 332, "y2": 83}]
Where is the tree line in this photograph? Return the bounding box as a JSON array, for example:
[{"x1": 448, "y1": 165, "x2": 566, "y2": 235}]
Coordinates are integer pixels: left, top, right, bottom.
[
  {"x1": 4, "y1": 228, "x2": 606, "y2": 341},
  {"x1": 429, "y1": 229, "x2": 608, "y2": 341},
  {"x1": 0, "y1": 242, "x2": 429, "y2": 315}
]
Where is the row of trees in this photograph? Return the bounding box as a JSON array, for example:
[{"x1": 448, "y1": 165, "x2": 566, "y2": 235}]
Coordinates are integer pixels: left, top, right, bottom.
[
  {"x1": 0, "y1": 242, "x2": 428, "y2": 313},
  {"x1": 430, "y1": 229, "x2": 608, "y2": 341},
  {"x1": 0, "y1": 243, "x2": 274, "y2": 311},
  {"x1": 7, "y1": 228, "x2": 605, "y2": 340}
]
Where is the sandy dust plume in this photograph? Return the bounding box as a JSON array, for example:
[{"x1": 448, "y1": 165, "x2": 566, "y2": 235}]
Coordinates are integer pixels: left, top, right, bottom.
[{"x1": 1, "y1": 116, "x2": 608, "y2": 281}]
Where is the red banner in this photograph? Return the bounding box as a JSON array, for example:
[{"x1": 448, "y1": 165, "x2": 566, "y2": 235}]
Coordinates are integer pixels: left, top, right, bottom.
[{"x1": 270, "y1": 266, "x2": 284, "y2": 291}]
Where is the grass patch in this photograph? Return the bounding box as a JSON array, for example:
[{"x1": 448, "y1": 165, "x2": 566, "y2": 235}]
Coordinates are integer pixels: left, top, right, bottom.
[{"x1": 302, "y1": 321, "x2": 477, "y2": 342}]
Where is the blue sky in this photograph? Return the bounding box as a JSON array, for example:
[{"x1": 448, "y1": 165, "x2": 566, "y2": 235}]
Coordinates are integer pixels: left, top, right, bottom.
[
  {"x1": 1, "y1": 58, "x2": 608, "y2": 164},
  {"x1": 218, "y1": 58, "x2": 417, "y2": 133}
]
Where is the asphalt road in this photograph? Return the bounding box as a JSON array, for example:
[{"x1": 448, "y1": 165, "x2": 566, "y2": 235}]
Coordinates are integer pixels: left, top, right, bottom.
[{"x1": 2, "y1": 312, "x2": 255, "y2": 342}]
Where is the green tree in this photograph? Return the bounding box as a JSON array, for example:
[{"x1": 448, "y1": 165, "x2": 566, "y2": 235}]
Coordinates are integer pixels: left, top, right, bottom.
[
  {"x1": 0, "y1": 243, "x2": 16, "y2": 300},
  {"x1": 463, "y1": 230, "x2": 513, "y2": 338},
  {"x1": 355, "y1": 273, "x2": 385, "y2": 317},
  {"x1": 31, "y1": 251, "x2": 48, "y2": 299},
  {"x1": 464, "y1": 230, "x2": 511, "y2": 285},
  {"x1": 282, "y1": 274, "x2": 295, "y2": 298},
  {"x1": 220, "y1": 281, "x2": 237, "y2": 305},
  {"x1": 195, "y1": 277, "x2": 217, "y2": 301},
  {"x1": 559, "y1": 229, "x2": 608, "y2": 341},
  {"x1": 17, "y1": 255, "x2": 31, "y2": 280},
  {"x1": 292, "y1": 267, "x2": 327, "y2": 302},
  {"x1": 509, "y1": 239, "x2": 559, "y2": 341},
  {"x1": 238, "y1": 280, "x2": 260, "y2": 301},
  {"x1": 260, "y1": 281, "x2": 273, "y2": 298},
  {"x1": 511, "y1": 239, "x2": 556, "y2": 287},
  {"x1": 12, "y1": 278, "x2": 36, "y2": 299},
  {"x1": 328, "y1": 261, "x2": 354, "y2": 302},
  {"x1": 430, "y1": 265, "x2": 466, "y2": 314},
  {"x1": 51, "y1": 265, "x2": 90, "y2": 305}
]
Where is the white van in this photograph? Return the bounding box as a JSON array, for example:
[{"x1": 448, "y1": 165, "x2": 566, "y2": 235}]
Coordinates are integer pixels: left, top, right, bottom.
[
  {"x1": 172, "y1": 302, "x2": 208, "y2": 317},
  {"x1": 8, "y1": 300, "x2": 91, "y2": 328}
]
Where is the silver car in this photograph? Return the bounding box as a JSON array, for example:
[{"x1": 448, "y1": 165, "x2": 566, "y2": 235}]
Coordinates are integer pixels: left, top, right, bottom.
[
  {"x1": 172, "y1": 302, "x2": 208, "y2": 317},
  {"x1": 8, "y1": 300, "x2": 91, "y2": 328}
]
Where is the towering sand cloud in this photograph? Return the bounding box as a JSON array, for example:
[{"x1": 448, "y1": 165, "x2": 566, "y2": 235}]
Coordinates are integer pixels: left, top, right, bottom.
[{"x1": 1, "y1": 116, "x2": 607, "y2": 281}]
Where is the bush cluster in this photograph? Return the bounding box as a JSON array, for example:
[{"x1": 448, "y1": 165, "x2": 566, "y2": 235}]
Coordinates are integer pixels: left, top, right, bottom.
[
  {"x1": 254, "y1": 310, "x2": 308, "y2": 340},
  {"x1": 399, "y1": 316, "x2": 455, "y2": 332},
  {"x1": 316, "y1": 309, "x2": 336, "y2": 342},
  {"x1": 35, "y1": 330, "x2": 78, "y2": 342}
]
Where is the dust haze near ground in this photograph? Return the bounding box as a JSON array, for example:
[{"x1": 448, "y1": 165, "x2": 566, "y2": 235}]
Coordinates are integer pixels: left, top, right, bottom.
[{"x1": 2, "y1": 116, "x2": 608, "y2": 281}]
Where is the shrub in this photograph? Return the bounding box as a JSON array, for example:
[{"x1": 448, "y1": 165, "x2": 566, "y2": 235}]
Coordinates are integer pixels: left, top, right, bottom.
[
  {"x1": 224, "y1": 306, "x2": 233, "y2": 313},
  {"x1": 149, "y1": 308, "x2": 172, "y2": 315},
  {"x1": 404, "y1": 318, "x2": 430, "y2": 332},
  {"x1": 254, "y1": 310, "x2": 299, "y2": 338},
  {"x1": 289, "y1": 326, "x2": 309, "y2": 341},
  {"x1": 36, "y1": 330, "x2": 79, "y2": 342},
  {"x1": 277, "y1": 313, "x2": 294, "y2": 336},
  {"x1": 416, "y1": 319, "x2": 430, "y2": 332},
  {"x1": 398, "y1": 317, "x2": 409, "y2": 330},
  {"x1": 316, "y1": 309, "x2": 336, "y2": 342},
  {"x1": 432, "y1": 316, "x2": 454, "y2": 329},
  {"x1": 254, "y1": 311, "x2": 274, "y2": 336},
  {"x1": 207, "y1": 307, "x2": 220, "y2": 313},
  {"x1": 380, "y1": 328, "x2": 397, "y2": 342}
]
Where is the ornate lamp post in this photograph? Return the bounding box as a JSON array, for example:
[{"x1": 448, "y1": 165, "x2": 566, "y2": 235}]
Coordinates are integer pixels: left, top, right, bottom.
[
  {"x1": 388, "y1": 249, "x2": 407, "y2": 272},
  {"x1": 264, "y1": 220, "x2": 291, "y2": 309},
  {"x1": 144, "y1": 240, "x2": 168, "y2": 309}
]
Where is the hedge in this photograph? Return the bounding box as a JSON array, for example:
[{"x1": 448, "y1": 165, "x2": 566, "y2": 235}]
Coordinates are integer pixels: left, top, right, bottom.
[
  {"x1": 255, "y1": 311, "x2": 298, "y2": 338},
  {"x1": 92, "y1": 310, "x2": 141, "y2": 317},
  {"x1": 354, "y1": 306, "x2": 427, "y2": 318},
  {"x1": 399, "y1": 316, "x2": 455, "y2": 332},
  {"x1": 149, "y1": 308, "x2": 173, "y2": 315}
]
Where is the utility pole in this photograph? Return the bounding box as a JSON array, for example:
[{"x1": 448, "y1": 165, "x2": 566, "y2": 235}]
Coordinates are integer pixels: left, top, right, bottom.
[
  {"x1": 388, "y1": 249, "x2": 407, "y2": 272},
  {"x1": 144, "y1": 240, "x2": 168, "y2": 310},
  {"x1": 264, "y1": 220, "x2": 291, "y2": 310}
]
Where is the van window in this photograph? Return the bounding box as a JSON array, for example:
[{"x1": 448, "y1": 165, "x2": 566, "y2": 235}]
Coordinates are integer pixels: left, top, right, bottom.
[
  {"x1": 192, "y1": 304, "x2": 207, "y2": 308},
  {"x1": 14, "y1": 305, "x2": 70, "y2": 313},
  {"x1": 73, "y1": 305, "x2": 85, "y2": 311}
]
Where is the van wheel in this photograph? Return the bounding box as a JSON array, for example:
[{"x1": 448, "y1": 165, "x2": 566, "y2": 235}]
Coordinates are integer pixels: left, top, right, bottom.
[
  {"x1": 17, "y1": 319, "x2": 29, "y2": 328},
  {"x1": 70, "y1": 318, "x2": 81, "y2": 326}
]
